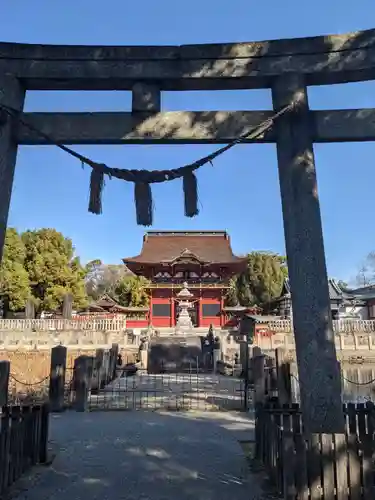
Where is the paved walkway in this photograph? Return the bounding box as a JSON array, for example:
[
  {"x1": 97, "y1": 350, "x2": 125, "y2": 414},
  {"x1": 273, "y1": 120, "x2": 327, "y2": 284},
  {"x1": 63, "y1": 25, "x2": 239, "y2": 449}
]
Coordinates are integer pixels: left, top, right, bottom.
[{"x1": 14, "y1": 410, "x2": 265, "y2": 500}]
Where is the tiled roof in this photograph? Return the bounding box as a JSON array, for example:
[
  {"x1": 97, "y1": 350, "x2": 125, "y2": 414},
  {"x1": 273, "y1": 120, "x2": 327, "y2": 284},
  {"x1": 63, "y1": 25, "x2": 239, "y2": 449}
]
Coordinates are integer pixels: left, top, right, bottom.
[
  {"x1": 280, "y1": 278, "x2": 343, "y2": 300},
  {"x1": 123, "y1": 231, "x2": 246, "y2": 265}
]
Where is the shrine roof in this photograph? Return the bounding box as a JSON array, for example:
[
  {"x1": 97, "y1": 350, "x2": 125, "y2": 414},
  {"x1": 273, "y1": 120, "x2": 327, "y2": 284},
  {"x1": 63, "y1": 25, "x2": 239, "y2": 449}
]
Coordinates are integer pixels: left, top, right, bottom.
[{"x1": 123, "y1": 231, "x2": 247, "y2": 266}]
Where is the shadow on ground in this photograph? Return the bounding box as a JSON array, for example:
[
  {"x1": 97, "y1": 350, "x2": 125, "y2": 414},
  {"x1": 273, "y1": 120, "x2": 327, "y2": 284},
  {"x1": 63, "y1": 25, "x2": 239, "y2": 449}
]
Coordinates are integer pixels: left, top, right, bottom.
[{"x1": 12, "y1": 409, "x2": 263, "y2": 500}]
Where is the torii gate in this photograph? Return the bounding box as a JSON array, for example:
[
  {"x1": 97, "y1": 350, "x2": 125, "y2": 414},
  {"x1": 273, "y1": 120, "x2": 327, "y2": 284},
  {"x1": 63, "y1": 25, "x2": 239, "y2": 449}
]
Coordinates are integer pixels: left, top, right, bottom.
[{"x1": 1, "y1": 29, "x2": 375, "y2": 433}]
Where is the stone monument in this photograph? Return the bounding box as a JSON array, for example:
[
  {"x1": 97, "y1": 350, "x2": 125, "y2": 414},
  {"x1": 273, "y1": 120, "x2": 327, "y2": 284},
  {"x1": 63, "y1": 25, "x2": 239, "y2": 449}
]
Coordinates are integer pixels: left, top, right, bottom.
[{"x1": 175, "y1": 282, "x2": 194, "y2": 334}]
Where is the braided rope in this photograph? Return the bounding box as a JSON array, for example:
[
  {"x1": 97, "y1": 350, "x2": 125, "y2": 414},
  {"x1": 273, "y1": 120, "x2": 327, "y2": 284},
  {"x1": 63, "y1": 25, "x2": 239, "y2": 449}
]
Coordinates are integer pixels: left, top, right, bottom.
[
  {"x1": 0, "y1": 100, "x2": 295, "y2": 224},
  {"x1": 0, "y1": 101, "x2": 294, "y2": 183}
]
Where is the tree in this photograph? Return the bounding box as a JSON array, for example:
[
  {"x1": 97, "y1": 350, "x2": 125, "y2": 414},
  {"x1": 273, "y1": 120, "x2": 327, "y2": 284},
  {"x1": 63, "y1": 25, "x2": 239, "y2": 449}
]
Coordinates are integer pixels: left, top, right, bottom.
[
  {"x1": 85, "y1": 260, "x2": 131, "y2": 300},
  {"x1": 0, "y1": 228, "x2": 30, "y2": 312},
  {"x1": 226, "y1": 251, "x2": 287, "y2": 309},
  {"x1": 112, "y1": 275, "x2": 150, "y2": 307},
  {"x1": 356, "y1": 252, "x2": 375, "y2": 287},
  {"x1": 21, "y1": 228, "x2": 88, "y2": 313},
  {"x1": 337, "y1": 280, "x2": 349, "y2": 291}
]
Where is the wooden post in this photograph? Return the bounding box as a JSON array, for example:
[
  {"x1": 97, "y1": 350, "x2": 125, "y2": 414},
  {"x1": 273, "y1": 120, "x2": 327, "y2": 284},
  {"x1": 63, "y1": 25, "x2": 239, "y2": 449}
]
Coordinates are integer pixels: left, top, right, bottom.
[
  {"x1": 0, "y1": 76, "x2": 25, "y2": 263},
  {"x1": 272, "y1": 74, "x2": 344, "y2": 433}
]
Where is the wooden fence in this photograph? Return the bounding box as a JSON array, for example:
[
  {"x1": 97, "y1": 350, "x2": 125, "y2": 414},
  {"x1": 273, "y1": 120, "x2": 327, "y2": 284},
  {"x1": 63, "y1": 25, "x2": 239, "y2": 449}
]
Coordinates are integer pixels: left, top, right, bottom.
[
  {"x1": 256, "y1": 401, "x2": 375, "y2": 499},
  {"x1": 0, "y1": 404, "x2": 49, "y2": 495}
]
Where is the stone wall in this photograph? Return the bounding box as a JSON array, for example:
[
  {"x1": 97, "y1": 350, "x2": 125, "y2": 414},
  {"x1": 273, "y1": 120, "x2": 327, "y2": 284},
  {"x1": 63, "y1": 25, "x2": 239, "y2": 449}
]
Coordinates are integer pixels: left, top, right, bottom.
[{"x1": 1, "y1": 347, "x2": 137, "y2": 395}]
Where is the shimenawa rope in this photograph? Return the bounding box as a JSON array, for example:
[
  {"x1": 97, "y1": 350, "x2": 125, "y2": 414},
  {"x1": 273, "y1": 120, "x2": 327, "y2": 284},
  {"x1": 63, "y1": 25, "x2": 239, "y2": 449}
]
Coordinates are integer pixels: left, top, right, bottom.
[{"x1": 0, "y1": 101, "x2": 295, "y2": 225}]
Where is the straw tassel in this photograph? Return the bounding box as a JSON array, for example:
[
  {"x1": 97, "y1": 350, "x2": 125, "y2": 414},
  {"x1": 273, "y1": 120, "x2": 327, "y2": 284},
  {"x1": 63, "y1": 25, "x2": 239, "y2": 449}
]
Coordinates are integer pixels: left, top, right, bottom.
[
  {"x1": 134, "y1": 182, "x2": 153, "y2": 226},
  {"x1": 183, "y1": 170, "x2": 199, "y2": 217},
  {"x1": 88, "y1": 168, "x2": 105, "y2": 214}
]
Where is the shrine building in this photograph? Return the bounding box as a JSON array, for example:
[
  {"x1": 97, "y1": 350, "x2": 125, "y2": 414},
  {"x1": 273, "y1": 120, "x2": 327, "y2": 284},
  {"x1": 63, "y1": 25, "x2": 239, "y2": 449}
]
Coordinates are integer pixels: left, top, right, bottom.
[{"x1": 123, "y1": 231, "x2": 248, "y2": 329}]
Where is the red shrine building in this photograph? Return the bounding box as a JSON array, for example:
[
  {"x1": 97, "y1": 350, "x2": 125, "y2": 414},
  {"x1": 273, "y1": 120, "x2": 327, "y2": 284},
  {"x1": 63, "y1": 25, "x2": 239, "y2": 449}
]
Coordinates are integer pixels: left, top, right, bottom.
[{"x1": 123, "y1": 231, "x2": 248, "y2": 329}]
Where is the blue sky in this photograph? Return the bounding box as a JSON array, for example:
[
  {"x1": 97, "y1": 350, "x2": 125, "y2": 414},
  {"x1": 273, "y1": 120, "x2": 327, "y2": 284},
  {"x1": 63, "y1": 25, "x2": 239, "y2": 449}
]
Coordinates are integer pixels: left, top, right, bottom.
[{"x1": 3, "y1": 1, "x2": 375, "y2": 284}]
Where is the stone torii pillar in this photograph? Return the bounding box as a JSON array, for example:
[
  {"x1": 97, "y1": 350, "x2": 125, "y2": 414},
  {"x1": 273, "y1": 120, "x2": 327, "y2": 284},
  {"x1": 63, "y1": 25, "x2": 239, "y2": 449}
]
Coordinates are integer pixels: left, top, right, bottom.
[
  {"x1": 0, "y1": 76, "x2": 25, "y2": 263},
  {"x1": 272, "y1": 74, "x2": 344, "y2": 433}
]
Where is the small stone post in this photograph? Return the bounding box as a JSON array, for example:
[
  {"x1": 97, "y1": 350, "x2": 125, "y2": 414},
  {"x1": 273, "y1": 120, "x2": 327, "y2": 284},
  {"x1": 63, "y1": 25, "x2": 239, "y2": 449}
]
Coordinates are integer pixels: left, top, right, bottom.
[
  {"x1": 95, "y1": 348, "x2": 104, "y2": 388},
  {"x1": 252, "y1": 347, "x2": 266, "y2": 408},
  {"x1": 73, "y1": 355, "x2": 93, "y2": 412},
  {"x1": 213, "y1": 336, "x2": 221, "y2": 373},
  {"x1": 0, "y1": 360, "x2": 10, "y2": 407},
  {"x1": 48, "y1": 345, "x2": 67, "y2": 412},
  {"x1": 275, "y1": 348, "x2": 292, "y2": 405},
  {"x1": 240, "y1": 315, "x2": 256, "y2": 411},
  {"x1": 110, "y1": 343, "x2": 119, "y2": 380}
]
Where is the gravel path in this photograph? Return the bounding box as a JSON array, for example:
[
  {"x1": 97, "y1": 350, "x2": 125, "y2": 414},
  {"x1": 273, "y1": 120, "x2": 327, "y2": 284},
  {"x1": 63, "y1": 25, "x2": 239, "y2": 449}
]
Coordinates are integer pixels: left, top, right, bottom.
[{"x1": 14, "y1": 410, "x2": 265, "y2": 500}]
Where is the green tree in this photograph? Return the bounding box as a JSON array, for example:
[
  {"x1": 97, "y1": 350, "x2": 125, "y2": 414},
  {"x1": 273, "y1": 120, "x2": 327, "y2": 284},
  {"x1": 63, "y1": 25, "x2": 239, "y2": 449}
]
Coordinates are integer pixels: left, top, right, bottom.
[
  {"x1": 226, "y1": 251, "x2": 287, "y2": 309},
  {"x1": 0, "y1": 228, "x2": 30, "y2": 312},
  {"x1": 113, "y1": 275, "x2": 150, "y2": 307},
  {"x1": 21, "y1": 228, "x2": 88, "y2": 313}
]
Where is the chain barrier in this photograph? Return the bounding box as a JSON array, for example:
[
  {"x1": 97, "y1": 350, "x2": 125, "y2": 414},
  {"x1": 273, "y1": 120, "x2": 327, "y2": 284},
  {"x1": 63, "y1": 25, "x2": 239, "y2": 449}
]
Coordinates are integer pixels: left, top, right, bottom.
[
  {"x1": 292, "y1": 371, "x2": 375, "y2": 388},
  {"x1": 9, "y1": 373, "x2": 50, "y2": 387}
]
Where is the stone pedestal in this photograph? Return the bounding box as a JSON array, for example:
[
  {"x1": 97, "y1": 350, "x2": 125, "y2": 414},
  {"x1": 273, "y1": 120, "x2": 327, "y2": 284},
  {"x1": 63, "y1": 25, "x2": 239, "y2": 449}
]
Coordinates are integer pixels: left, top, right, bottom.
[{"x1": 48, "y1": 345, "x2": 67, "y2": 412}]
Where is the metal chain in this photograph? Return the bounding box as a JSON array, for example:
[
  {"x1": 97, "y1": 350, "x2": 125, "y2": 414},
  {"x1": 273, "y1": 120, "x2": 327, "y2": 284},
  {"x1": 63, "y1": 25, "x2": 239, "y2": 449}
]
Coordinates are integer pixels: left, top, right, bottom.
[
  {"x1": 292, "y1": 371, "x2": 375, "y2": 388},
  {"x1": 9, "y1": 373, "x2": 50, "y2": 387}
]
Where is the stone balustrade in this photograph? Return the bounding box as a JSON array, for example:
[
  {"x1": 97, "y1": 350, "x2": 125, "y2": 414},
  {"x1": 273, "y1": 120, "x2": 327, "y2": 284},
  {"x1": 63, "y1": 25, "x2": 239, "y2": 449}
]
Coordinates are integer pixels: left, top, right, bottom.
[
  {"x1": 0, "y1": 318, "x2": 126, "y2": 332},
  {"x1": 268, "y1": 319, "x2": 375, "y2": 333}
]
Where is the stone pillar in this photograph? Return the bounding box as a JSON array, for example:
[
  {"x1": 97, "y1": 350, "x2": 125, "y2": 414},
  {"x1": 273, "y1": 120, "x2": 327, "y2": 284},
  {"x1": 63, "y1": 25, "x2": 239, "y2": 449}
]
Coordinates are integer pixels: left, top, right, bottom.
[
  {"x1": 95, "y1": 348, "x2": 105, "y2": 388},
  {"x1": 102, "y1": 349, "x2": 110, "y2": 384},
  {"x1": 0, "y1": 360, "x2": 10, "y2": 407},
  {"x1": 140, "y1": 349, "x2": 148, "y2": 370},
  {"x1": 48, "y1": 345, "x2": 67, "y2": 412},
  {"x1": 0, "y1": 76, "x2": 25, "y2": 263},
  {"x1": 110, "y1": 343, "x2": 119, "y2": 380},
  {"x1": 198, "y1": 298, "x2": 203, "y2": 328},
  {"x1": 73, "y1": 355, "x2": 93, "y2": 412},
  {"x1": 272, "y1": 74, "x2": 344, "y2": 433},
  {"x1": 252, "y1": 347, "x2": 265, "y2": 407},
  {"x1": 170, "y1": 296, "x2": 175, "y2": 328},
  {"x1": 213, "y1": 336, "x2": 221, "y2": 373}
]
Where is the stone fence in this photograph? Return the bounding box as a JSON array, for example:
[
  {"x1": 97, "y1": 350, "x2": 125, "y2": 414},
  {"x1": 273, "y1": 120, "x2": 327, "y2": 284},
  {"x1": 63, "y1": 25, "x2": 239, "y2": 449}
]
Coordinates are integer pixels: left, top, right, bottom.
[
  {"x1": 1, "y1": 317, "x2": 375, "y2": 334},
  {"x1": 0, "y1": 330, "x2": 140, "y2": 350},
  {"x1": 254, "y1": 332, "x2": 375, "y2": 352},
  {"x1": 0, "y1": 318, "x2": 126, "y2": 332},
  {"x1": 269, "y1": 319, "x2": 375, "y2": 333}
]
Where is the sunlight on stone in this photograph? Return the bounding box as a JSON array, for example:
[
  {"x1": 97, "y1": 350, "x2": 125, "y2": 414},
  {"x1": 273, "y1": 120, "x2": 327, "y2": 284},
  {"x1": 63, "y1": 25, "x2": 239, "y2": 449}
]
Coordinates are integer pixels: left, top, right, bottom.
[
  {"x1": 145, "y1": 448, "x2": 171, "y2": 459},
  {"x1": 82, "y1": 477, "x2": 110, "y2": 486}
]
